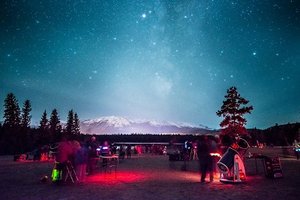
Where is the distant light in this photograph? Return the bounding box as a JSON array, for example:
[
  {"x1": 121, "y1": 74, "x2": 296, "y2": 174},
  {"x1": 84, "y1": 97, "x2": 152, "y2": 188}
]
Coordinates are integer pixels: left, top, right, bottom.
[
  {"x1": 210, "y1": 153, "x2": 221, "y2": 157},
  {"x1": 252, "y1": 52, "x2": 257, "y2": 56},
  {"x1": 142, "y1": 13, "x2": 146, "y2": 18}
]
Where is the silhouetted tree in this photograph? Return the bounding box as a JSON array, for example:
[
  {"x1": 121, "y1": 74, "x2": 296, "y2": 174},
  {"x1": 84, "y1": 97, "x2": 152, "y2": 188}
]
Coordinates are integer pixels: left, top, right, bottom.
[
  {"x1": 21, "y1": 100, "x2": 32, "y2": 128},
  {"x1": 217, "y1": 86, "x2": 253, "y2": 137},
  {"x1": 66, "y1": 109, "x2": 74, "y2": 135},
  {"x1": 74, "y1": 112, "x2": 80, "y2": 135},
  {"x1": 39, "y1": 110, "x2": 49, "y2": 130},
  {"x1": 3, "y1": 93, "x2": 21, "y2": 128},
  {"x1": 38, "y1": 110, "x2": 50, "y2": 145},
  {"x1": 18, "y1": 99, "x2": 32, "y2": 152},
  {"x1": 49, "y1": 109, "x2": 62, "y2": 142}
]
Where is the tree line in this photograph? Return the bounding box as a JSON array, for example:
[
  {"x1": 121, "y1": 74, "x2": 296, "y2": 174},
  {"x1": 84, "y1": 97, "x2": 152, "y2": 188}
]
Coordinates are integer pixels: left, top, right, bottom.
[
  {"x1": 1, "y1": 88, "x2": 298, "y2": 155},
  {"x1": 0, "y1": 93, "x2": 81, "y2": 155}
]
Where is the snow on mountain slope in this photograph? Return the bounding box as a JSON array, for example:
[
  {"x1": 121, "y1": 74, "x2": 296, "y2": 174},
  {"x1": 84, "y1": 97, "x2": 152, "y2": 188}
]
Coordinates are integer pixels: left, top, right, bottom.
[{"x1": 80, "y1": 116, "x2": 212, "y2": 135}]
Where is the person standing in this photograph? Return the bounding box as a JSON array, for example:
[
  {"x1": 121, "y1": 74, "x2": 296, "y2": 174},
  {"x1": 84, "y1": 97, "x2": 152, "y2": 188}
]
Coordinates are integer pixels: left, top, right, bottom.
[
  {"x1": 54, "y1": 137, "x2": 73, "y2": 183},
  {"x1": 86, "y1": 136, "x2": 99, "y2": 175},
  {"x1": 75, "y1": 142, "x2": 88, "y2": 183},
  {"x1": 208, "y1": 135, "x2": 219, "y2": 182},
  {"x1": 197, "y1": 135, "x2": 212, "y2": 183},
  {"x1": 126, "y1": 144, "x2": 132, "y2": 159},
  {"x1": 100, "y1": 141, "x2": 111, "y2": 168}
]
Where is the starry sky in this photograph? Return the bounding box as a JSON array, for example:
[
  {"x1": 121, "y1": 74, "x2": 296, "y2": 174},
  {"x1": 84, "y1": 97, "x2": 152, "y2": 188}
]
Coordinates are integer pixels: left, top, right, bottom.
[{"x1": 1, "y1": 0, "x2": 300, "y2": 129}]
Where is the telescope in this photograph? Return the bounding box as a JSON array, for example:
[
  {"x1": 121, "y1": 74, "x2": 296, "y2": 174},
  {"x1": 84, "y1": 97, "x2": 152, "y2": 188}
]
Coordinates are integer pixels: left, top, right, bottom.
[{"x1": 217, "y1": 137, "x2": 249, "y2": 183}]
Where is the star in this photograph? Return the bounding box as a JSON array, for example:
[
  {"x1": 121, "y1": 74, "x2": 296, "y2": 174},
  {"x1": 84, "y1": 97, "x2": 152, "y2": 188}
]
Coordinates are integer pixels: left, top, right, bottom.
[{"x1": 1, "y1": 0, "x2": 299, "y2": 130}]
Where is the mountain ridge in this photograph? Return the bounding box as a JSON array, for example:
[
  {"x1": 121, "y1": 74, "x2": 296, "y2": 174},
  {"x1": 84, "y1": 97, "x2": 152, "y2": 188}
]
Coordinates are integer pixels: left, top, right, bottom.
[{"x1": 80, "y1": 116, "x2": 214, "y2": 135}]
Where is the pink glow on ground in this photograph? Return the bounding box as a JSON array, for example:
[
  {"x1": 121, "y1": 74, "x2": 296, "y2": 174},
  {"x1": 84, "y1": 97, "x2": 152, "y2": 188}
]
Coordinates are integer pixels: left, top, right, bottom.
[
  {"x1": 85, "y1": 170, "x2": 227, "y2": 185},
  {"x1": 86, "y1": 171, "x2": 149, "y2": 185}
]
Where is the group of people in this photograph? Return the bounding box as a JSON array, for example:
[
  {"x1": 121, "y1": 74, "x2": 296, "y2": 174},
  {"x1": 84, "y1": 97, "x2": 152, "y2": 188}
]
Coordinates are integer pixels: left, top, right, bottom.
[{"x1": 54, "y1": 136, "x2": 111, "y2": 183}]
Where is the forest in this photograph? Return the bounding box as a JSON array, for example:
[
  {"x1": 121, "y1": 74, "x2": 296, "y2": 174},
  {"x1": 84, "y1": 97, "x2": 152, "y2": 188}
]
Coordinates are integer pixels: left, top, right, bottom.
[{"x1": 0, "y1": 92, "x2": 299, "y2": 155}]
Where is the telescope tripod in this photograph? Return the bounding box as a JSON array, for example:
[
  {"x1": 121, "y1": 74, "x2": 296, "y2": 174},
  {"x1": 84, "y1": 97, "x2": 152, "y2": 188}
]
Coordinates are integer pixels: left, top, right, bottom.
[{"x1": 65, "y1": 161, "x2": 79, "y2": 183}]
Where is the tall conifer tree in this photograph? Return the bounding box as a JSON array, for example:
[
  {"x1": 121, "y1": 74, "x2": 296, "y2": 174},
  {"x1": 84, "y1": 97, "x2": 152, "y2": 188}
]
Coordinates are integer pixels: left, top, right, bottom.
[
  {"x1": 217, "y1": 86, "x2": 253, "y2": 137},
  {"x1": 49, "y1": 109, "x2": 61, "y2": 141},
  {"x1": 3, "y1": 93, "x2": 21, "y2": 128},
  {"x1": 21, "y1": 100, "x2": 32, "y2": 128},
  {"x1": 39, "y1": 110, "x2": 49, "y2": 130},
  {"x1": 74, "y1": 112, "x2": 80, "y2": 135},
  {"x1": 66, "y1": 109, "x2": 74, "y2": 135}
]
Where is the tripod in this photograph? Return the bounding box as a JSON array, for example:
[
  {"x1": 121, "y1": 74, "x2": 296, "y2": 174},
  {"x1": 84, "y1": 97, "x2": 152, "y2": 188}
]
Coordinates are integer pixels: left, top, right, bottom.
[{"x1": 64, "y1": 161, "x2": 79, "y2": 183}]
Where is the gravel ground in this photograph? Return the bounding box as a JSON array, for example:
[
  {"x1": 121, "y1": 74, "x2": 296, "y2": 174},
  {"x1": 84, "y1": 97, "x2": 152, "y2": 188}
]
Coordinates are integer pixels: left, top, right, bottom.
[{"x1": 0, "y1": 150, "x2": 299, "y2": 200}]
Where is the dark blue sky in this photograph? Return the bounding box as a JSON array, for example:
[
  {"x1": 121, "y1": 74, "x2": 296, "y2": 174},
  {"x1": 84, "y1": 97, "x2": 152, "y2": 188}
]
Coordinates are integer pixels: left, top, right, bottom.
[{"x1": 1, "y1": 0, "x2": 300, "y2": 129}]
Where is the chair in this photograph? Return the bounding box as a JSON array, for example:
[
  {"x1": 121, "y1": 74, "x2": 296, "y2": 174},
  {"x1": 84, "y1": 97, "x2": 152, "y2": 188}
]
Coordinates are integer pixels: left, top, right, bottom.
[{"x1": 99, "y1": 155, "x2": 118, "y2": 176}]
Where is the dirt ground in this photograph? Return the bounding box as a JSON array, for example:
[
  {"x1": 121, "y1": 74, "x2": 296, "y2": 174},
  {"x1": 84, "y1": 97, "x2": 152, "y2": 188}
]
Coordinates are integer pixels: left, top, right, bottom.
[{"x1": 0, "y1": 149, "x2": 299, "y2": 200}]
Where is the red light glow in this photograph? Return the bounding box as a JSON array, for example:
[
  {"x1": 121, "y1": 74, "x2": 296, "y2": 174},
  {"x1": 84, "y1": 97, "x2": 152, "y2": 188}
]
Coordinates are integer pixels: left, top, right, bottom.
[{"x1": 86, "y1": 171, "x2": 148, "y2": 185}]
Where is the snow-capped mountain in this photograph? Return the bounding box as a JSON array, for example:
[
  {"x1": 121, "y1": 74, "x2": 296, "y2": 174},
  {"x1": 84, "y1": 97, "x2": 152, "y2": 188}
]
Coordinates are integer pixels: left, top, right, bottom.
[{"x1": 80, "y1": 116, "x2": 213, "y2": 135}]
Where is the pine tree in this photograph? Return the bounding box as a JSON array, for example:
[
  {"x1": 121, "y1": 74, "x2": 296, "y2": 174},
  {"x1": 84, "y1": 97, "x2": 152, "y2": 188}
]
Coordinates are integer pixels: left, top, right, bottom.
[
  {"x1": 66, "y1": 109, "x2": 74, "y2": 135},
  {"x1": 3, "y1": 93, "x2": 21, "y2": 128},
  {"x1": 216, "y1": 86, "x2": 253, "y2": 137},
  {"x1": 39, "y1": 110, "x2": 49, "y2": 130},
  {"x1": 21, "y1": 100, "x2": 32, "y2": 128},
  {"x1": 49, "y1": 109, "x2": 61, "y2": 142},
  {"x1": 74, "y1": 112, "x2": 80, "y2": 135}
]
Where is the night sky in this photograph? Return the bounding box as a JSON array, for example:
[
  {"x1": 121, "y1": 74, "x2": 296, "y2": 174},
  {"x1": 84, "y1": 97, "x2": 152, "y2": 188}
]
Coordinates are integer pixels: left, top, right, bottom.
[{"x1": 1, "y1": 0, "x2": 300, "y2": 129}]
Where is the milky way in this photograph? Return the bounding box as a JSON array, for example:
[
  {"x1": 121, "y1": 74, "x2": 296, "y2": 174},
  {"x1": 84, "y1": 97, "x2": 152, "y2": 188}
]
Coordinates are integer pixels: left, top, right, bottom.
[{"x1": 1, "y1": 0, "x2": 300, "y2": 129}]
